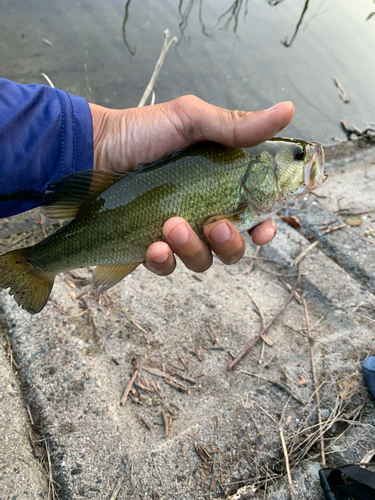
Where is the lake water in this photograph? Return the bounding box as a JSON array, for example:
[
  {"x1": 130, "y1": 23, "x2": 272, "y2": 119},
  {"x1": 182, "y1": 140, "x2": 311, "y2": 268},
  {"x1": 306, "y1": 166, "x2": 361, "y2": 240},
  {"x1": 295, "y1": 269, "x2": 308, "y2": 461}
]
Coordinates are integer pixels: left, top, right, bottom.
[{"x1": 0, "y1": 0, "x2": 374, "y2": 145}]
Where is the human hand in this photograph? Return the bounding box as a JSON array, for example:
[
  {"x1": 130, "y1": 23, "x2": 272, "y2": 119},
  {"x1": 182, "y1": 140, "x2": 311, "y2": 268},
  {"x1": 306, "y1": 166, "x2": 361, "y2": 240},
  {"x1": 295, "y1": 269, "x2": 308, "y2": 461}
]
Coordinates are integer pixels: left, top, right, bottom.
[{"x1": 89, "y1": 96, "x2": 295, "y2": 275}]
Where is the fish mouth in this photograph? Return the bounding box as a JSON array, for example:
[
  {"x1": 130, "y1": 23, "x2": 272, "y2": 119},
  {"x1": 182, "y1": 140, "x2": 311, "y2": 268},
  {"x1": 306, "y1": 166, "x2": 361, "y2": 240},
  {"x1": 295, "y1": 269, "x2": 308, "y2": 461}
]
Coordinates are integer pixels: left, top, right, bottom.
[{"x1": 304, "y1": 143, "x2": 326, "y2": 190}]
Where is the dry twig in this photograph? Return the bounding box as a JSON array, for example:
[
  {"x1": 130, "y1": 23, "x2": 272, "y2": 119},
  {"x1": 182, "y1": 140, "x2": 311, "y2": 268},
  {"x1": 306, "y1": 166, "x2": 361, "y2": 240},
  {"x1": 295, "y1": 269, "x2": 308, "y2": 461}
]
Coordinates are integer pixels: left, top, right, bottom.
[
  {"x1": 247, "y1": 291, "x2": 265, "y2": 329},
  {"x1": 41, "y1": 72, "x2": 55, "y2": 87},
  {"x1": 191, "y1": 349, "x2": 203, "y2": 361},
  {"x1": 162, "y1": 409, "x2": 171, "y2": 437},
  {"x1": 228, "y1": 245, "x2": 303, "y2": 370},
  {"x1": 109, "y1": 477, "x2": 124, "y2": 500},
  {"x1": 138, "y1": 30, "x2": 177, "y2": 107},
  {"x1": 138, "y1": 414, "x2": 153, "y2": 430},
  {"x1": 356, "y1": 312, "x2": 375, "y2": 324},
  {"x1": 250, "y1": 400, "x2": 277, "y2": 425},
  {"x1": 205, "y1": 320, "x2": 217, "y2": 344},
  {"x1": 194, "y1": 443, "x2": 213, "y2": 463},
  {"x1": 279, "y1": 278, "x2": 302, "y2": 304},
  {"x1": 178, "y1": 353, "x2": 189, "y2": 371},
  {"x1": 252, "y1": 262, "x2": 298, "y2": 277},
  {"x1": 280, "y1": 427, "x2": 295, "y2": 500},
  {"x1": 242, "y1": 245, "x2": 260, "y2": 274},
  {"x1": 120, "y1": 358, "x2": 139, "y2": 406},
  {"x1": 168, "y1": 361, "x2": 186, "y2": 371},
  {"x1": 27, "y1": 405, "x2": 34, "y2": 426},
  {"x1": 335, "y1": 208, "x2": 375, "y2": 216},
  {"x1": 142, "y1": 365, "x2": 170, "y2": 379},
  {"x1": 143, "y1": 365, "x2": 191, "y2": 393},
  {"x1": 322, "y1": 223, "x2": 347, "y2": 235},
  {"x1": 303, "y1": 298, "x2": 326, "y2": 465},
  {"x1": 291, "y1": 240, "x2": 318, "y2": 266},
  {"x1": 7, "y1": 231, "x2": 32, "y2": 247},
  {"x1": 124, "y1": 310, "x2": 149, "y2": 335},
  {"x1": 168, "y1": 371, "x2": 197, "y2": 384},
  {"x1": 240, "y1": 370, "x2": 305, "y2": 405},
  {"x1": 43, "y1": 439, "x2": 60, "y2": 499},
  {"x1": 164, "y1": 377, "x2": 190, "y2": 394}
]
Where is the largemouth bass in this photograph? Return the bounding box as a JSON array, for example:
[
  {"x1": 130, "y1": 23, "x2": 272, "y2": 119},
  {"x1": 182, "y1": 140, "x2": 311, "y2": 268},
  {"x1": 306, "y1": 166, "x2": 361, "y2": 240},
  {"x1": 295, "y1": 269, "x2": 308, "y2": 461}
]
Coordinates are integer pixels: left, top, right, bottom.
[{"x1": 0, "y1": 138, "x2": 325, "y2": 314}]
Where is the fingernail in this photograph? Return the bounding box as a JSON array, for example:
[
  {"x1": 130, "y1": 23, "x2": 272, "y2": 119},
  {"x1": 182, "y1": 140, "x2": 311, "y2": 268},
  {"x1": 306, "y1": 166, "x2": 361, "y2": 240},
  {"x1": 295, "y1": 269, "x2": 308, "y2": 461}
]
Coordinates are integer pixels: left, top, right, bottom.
[
  {"x1": 153, "y1": 253, "x2": 169, "y2": 264},
  {"x1": 210, "y1": 222, "x2": 231, "y2": 243},
  {"x1": 264, "y1": 227, "x2": 276, "y2": 242},
  {"x1": 265, "y1": 102, "x2": 283, "y2": 113},
  {"x1": 253, "y1": 225, "x2": 275, "y2": 243},
  {"x1": 169, "y1": 222, "x2": 189, "y2": 245}
]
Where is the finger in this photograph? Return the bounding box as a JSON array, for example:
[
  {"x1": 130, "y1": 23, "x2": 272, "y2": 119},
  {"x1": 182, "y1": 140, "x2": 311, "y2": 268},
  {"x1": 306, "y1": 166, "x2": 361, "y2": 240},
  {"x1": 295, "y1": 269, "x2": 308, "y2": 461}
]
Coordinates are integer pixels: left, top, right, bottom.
[
  {"x1": 144, "y1": 241, "x2": 176, "y2": 276},
  {"x1": 249, "y1": 218, "x2": 277, "y2": 246},
  {"x1": 163, "y1": 217, "x2": 213, "y2": 273},
  {"x1": 203, "y1": 220, "x2": 245, "y2": 265}
]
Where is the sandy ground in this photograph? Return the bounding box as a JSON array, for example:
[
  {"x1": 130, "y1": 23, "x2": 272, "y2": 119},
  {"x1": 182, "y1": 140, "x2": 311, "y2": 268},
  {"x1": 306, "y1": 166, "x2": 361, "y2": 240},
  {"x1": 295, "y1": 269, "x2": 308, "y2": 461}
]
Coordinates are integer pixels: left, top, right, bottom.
[{"x1": 1, "y1": 142, "x2": 374, "y2": 500}]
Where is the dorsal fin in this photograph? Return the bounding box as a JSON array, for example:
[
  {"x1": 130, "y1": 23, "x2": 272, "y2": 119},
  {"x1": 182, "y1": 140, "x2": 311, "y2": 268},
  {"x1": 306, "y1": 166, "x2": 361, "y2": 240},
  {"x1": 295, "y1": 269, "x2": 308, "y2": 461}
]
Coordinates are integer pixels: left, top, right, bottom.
[{"x1": 41, "y1": 170, "x2": 127, "y2": 219}]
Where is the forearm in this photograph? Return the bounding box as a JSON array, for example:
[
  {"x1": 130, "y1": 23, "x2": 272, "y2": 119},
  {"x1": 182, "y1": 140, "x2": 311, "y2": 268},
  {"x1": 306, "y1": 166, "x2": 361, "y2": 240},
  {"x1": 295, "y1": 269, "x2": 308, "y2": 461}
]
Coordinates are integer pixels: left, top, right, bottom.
[{"x1": 0, "y1": 79, "x2": 93, "y2": 217}]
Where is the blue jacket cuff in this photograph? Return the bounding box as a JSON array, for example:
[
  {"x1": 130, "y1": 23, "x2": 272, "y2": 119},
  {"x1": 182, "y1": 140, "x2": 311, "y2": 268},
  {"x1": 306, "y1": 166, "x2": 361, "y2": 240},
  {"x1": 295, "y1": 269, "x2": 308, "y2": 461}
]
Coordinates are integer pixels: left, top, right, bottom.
[{"x1": 0, "y1": 79, "x2": 94, "y2": 217}]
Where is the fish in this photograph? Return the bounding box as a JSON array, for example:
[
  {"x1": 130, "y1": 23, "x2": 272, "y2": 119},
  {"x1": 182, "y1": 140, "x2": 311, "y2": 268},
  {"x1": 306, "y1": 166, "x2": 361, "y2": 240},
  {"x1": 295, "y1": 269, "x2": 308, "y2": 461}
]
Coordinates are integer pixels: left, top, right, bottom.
[{"x1": 0, "y1": 138, "x2": 326, "y2": 314}]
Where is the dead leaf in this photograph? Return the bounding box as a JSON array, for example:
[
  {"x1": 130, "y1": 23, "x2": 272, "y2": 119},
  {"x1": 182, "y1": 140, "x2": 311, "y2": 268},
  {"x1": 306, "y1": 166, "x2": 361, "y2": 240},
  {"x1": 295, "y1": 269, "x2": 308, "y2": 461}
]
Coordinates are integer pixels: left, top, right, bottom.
[
  {"x1": 260, "y1": 334, "x2": 273, "y2": 346},
  {"x1": 280, "y1": 215, "x2": 302, "y2": 228},
  {"x1": 345, "y1": 215, "x2": 362, "y2": 226},
  {"x1": 339, "y1": 374, "x2": 359, "y2": 400}
]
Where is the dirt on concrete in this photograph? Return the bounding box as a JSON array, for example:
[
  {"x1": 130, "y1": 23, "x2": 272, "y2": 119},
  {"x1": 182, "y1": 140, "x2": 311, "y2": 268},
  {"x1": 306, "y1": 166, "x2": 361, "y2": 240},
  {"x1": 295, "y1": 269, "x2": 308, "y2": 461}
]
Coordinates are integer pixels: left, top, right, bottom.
[{"x1": 1, "y1": 141, "x2": 375, "y2": 500}]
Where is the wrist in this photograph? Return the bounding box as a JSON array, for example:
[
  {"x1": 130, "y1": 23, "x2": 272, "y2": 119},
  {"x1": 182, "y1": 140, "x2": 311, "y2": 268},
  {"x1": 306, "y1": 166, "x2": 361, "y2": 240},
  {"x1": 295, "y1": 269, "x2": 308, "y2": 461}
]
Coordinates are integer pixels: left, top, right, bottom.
[{"x1": 89, "y1": 103, "x2": 110, "y2": 170}]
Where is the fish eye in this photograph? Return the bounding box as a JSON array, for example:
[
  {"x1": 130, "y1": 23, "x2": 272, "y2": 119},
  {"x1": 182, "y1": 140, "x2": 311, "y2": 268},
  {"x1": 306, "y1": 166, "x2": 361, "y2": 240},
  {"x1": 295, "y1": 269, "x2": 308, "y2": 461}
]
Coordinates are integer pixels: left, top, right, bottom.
[{"x1": 293, "y1": 145, "x2": 305, "y2": 161}]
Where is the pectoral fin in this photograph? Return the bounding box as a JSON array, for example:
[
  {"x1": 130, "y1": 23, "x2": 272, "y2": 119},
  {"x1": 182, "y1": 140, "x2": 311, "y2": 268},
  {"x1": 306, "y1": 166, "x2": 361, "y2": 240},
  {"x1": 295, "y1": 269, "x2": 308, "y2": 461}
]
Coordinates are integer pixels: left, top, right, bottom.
[
  {"x1": 201, "y1": 203, "x2": 248, "y2": 227},
  {"x1": 91, "y1": 262, "x2": 140, "y2": 293}
]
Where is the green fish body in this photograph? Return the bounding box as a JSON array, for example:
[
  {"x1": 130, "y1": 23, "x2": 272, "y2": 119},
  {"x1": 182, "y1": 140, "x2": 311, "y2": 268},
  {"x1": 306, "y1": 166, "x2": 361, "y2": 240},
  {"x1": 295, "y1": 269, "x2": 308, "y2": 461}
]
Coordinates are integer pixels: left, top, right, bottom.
[{"x1": 0, "y1": 138, "x2": 325, "y2": 314}]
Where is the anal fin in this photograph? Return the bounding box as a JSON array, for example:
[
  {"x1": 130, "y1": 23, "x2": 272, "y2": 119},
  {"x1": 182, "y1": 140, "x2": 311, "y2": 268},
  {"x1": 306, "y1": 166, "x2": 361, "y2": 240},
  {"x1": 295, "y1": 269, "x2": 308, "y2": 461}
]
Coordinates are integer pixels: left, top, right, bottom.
[{"x1": 91, "y1": 263, "x2": 140, "y2": 293}]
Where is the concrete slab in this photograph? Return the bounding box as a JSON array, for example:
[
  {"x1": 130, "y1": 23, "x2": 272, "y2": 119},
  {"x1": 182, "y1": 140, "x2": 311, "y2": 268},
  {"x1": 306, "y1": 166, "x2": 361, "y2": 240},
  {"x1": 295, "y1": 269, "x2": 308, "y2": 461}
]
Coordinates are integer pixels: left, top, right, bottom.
[
  {"x1": 0, "y1": 327, "x2": 48, "y2": 499},
  {"x1": 282, "y1": 146, "x2": 375, "y2": 295},
  {"x1": 1, "y1": 144, "x2": 375, "y2": 500}
]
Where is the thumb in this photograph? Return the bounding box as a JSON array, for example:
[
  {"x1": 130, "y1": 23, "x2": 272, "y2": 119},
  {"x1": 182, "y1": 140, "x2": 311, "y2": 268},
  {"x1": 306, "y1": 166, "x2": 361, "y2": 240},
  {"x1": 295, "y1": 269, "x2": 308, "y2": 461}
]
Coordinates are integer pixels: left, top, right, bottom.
[{"x1": 167, "y1": 96, "x2": 295, "y2": 148}]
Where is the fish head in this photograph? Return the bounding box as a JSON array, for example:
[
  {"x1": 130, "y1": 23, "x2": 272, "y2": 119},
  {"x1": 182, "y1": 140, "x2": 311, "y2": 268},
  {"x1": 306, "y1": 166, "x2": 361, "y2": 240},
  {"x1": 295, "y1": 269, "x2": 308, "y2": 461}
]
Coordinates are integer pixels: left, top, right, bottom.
[
  {"x1": 272, "y1": 137, "x2": 326, "y2": 204},
  {"x1": 242, "y1": 138, "x2": 326, "y2": 214}
]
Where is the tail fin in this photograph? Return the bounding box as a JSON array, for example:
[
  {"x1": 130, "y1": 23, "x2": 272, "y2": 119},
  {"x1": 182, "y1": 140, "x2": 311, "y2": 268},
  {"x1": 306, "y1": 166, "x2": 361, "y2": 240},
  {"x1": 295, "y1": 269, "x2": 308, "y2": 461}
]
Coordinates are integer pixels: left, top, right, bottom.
[{"x1": 0, "y1": 248, "x2": 55, "y2": 314}]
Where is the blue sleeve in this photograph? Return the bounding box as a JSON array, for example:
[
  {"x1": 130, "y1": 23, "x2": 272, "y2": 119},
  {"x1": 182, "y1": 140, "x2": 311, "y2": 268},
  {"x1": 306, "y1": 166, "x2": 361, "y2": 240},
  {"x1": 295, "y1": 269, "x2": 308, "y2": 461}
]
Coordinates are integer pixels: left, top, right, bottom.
[{"x1": 0, "y1": 78, "x2": 93, "y2": 217}]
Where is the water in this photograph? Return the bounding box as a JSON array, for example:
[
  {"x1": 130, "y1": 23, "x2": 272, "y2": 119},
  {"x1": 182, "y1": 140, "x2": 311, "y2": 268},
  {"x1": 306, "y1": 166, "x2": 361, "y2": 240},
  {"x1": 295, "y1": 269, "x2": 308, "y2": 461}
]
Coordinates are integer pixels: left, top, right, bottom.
[{"x1": 0, "y1": 0, "x2": 374, "y2": 145}]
